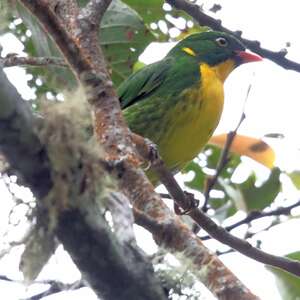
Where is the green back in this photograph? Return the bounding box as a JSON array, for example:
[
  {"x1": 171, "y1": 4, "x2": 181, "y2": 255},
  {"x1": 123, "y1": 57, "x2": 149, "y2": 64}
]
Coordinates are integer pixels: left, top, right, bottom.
[{"x1": 118, "y1": 55, "x2": 200, "y2": 109}]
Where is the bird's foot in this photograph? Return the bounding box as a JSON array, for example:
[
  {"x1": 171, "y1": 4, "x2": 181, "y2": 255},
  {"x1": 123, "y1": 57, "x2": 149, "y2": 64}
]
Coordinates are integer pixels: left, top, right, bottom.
[
  {"x1": 131, "y1": 133, "x2": 161, "y2": 169},
  {"x1": 174, "y1": 191, "x2": 199, "y2": 215},
  {"x1": 143, "y1": 138, "x2": 160, "y2": 163}
]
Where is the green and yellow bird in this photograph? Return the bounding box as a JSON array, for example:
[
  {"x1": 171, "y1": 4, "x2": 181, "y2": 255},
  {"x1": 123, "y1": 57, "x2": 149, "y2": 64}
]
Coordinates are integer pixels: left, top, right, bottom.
[{"x1": 118, "y1": 31, "x2": 261, "y2": 184}]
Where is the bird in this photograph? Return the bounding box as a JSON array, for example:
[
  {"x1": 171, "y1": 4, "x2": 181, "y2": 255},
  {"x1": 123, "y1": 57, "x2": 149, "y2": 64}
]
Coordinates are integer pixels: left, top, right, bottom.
[{"x1": 118, "y1": 31, "x2": 262, "y2": 184}]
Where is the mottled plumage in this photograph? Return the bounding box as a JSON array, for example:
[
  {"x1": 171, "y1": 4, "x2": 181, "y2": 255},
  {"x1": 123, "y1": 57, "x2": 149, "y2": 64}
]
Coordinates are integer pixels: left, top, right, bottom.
[{"x1": 118, "y1": 31, "x2": 261, "y2": 184}]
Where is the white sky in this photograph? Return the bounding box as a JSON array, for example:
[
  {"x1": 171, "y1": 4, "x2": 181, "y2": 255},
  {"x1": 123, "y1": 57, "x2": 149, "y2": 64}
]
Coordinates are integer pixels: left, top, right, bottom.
[{"x1": 1, "y1": 1, "x2": 300, "y2": 299}]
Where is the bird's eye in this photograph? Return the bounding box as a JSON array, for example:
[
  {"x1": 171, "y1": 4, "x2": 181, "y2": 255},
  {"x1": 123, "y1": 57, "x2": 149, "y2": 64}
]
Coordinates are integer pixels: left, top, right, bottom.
[{"x1": 215, "y1": 37, "x2": 228, "y2": 47}]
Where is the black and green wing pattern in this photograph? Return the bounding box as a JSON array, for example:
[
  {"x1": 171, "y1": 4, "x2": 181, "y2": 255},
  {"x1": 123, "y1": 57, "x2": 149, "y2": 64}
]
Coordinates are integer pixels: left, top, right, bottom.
[
  {"x1": 118, "y1": 55, "x2": 200, "y2": 109},
  {"x1": 118, "y1": 57, "x2": 173, "y2": 109}
]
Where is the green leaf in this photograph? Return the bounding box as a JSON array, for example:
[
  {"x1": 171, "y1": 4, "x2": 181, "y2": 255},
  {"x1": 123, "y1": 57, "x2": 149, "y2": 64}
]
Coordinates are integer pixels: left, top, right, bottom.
[
  {"x1": 0, "y1": 1, "x2": 12, "y2": 33},
  {"x1": 212, "y1": 200, "x2": 237, "y2": 223},
  {"x1": 204, "y1": 145, "x2": 241, "y2": 179},
  {"x1": 219, "y1": 179, "x2": 247, "y2": 211},
  {"x1": 123, "y1": 0, "x2": 164, "y2": 24},
  {"x1": 267, "y1": 252, "x2": 300, "y2": 300},
  {"x1": 182, "y1": 160, "x2": 205, "y2": 192},
  {"x1": 124, "y1": 0, "x2": 207, "y2": 42},
  {"x1": 237, "y1": 167, "x2": 281, "y2": 212},
  {"x1": 288, "y1": 171, "x2": 300, "y2": 189},
  {"x1": 100, "y1": 0, "x2": 155, "y2": 85}
]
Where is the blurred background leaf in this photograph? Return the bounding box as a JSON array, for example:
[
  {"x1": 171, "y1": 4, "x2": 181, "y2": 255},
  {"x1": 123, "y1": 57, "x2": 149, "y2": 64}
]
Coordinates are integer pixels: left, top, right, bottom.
[{"x1": 267, "y1": 252, "x2": 300, "y2": 300}]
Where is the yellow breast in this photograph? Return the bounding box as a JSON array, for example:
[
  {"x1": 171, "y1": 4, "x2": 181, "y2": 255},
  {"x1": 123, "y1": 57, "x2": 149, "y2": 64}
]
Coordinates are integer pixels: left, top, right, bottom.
[{"x1": 159, "y1": 59, "x2": 235, "y2": 171}]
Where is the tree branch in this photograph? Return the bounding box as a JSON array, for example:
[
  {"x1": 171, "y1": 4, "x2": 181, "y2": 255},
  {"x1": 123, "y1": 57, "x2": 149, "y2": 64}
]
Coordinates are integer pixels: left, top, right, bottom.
[
  {"x1": 23, "y1": 280, "x2": 84, "y2": 300},
  {"x1": 57, "y1": 208, "x2": 165, "y2": 300},
  {"x1": 202, "y1": 112, "x2": 246, "y2": 211},
  {"x1": 201, "y1": 199, "x2": 300, "y2": 240},
  {"x1": 0, "y1": 55, "x2": 67, "y2": 68},
  {"x1": 166, "y1": 0, "x2": 300, "y2": 72},
  {"x1": 153, "y1": 158, "x2": 300, "y2": 276},
  {"x1": 80, "y1": 0, "x2": 111, "y2": 26},
  {"x1": 0, "y1": 67, "x2": 51, "y2": 198}
]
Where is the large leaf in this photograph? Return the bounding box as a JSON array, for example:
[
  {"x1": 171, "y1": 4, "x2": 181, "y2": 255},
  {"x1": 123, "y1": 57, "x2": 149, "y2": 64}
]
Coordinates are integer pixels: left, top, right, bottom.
[
  {"x1": 16, "y1": 0, "x2": 155, "y2": 90},
  {"x1": 123, "y1": 0, "x2": 165, "y2": 24},
  {"x1": 182, "y1": 147, "x2": 241, "y2": 221},
  {"x1": 100, "y1": 0, "x2": 155, "y2": 85},
  {"x1": 182, "y1": 146, "x2": 240, "y2": 194},
  {"x1": 0, "y1": 1, "x2": 13, "y2": 33},
  {"x1": 232, "y1": 168, "x2": 281, "y2": 212},
  {"x1": 124, "y1": 0, "x2": 207, "y2": 42},
  {"x1": 288, "y1": 171, "x2": 300, "y2": 189},
  {"x1": 209, "y1": 134, "x2": 276, "y2": 169},
  {"x1": 182, "y1": 160, "x2": 206, "y2": 192},
  {"x1": 204, "y1": 145, "x2": 242, "y2": 180},
  {"x1": 267, "y1": 252, "x2": 300, "y2": 300}
]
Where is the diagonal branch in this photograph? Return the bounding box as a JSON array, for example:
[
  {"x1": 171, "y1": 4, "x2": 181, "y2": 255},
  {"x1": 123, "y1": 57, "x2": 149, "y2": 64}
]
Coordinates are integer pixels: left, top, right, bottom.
[
  {"x1": 166, "y1": 0, "x2": 300, "y2": 72},
  {"x1": 148, "y1": 153, "x2": 300, "y2": 277},
  {"x1": 0, "y1": 67, "x2": 51, "y2": 198},
  {"x1": 0, "y1": 63, "x2": 166, "y2": 300}
]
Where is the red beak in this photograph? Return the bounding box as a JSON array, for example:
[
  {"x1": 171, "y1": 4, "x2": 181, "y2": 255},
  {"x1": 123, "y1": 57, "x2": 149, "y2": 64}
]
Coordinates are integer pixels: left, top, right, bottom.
[{"x1": 235, "y1": 51, "x2": 262, "y2": 63}]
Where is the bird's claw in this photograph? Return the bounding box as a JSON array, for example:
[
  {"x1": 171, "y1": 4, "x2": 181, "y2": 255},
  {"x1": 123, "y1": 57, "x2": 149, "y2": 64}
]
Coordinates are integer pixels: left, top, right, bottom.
[
  {"x1": 174, "y1": 191, "x2": 199, "y2": 215},
  {"x1": 144, "y1": 138, "x2": 160, "y2": 162}
]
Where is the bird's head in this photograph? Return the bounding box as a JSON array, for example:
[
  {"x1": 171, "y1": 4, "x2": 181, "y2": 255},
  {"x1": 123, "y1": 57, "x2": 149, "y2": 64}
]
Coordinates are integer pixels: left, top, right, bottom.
[{"x1": 167, "y1": 31, "x2": 262, "y2": 76}]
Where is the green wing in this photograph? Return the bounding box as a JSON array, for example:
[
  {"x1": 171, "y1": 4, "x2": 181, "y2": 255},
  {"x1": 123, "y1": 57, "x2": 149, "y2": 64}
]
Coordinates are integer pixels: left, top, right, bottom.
[
  {"x1": 118, "y1": 56, "x2": 200, "y2": 109},
  {"x1": 118, "y1": 57, "x2": 173, "y2": 109}
]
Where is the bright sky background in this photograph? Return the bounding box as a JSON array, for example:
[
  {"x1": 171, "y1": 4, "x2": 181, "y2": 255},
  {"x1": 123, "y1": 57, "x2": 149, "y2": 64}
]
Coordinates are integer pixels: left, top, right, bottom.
[{"x1": 1, "y1": 1, "x2": 300, "y2": 299}]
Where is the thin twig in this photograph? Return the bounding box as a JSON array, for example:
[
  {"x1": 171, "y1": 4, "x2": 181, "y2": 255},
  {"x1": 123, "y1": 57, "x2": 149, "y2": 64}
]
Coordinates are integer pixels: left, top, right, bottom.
[
  {"x1": 201, "y1": 199, "x2": 300, "y2": 240},
  {"x1": 166, "y1": 0, "x2": 300, "y2": 72},
  {"x1": 21, "y1": 280, "x2": 84, "y2": 300},
  {"x1": 0, "y1": 55, "x2": 67, "y2": 68},
  {"x1": 216, "y1": 218, "x2": 281, "y2": 256},
  {"x1": 202, "y1": 84, "x2": 252, "y2": 211},
  {"x1": 202, "y1": 114, "x2": 244, "y2": 211}
]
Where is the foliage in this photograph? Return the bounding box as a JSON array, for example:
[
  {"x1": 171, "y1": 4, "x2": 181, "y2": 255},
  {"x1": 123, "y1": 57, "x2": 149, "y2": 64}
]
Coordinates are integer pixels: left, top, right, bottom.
[{"x1": 268, "y1": 252, "x2": 300, "y2": 300}]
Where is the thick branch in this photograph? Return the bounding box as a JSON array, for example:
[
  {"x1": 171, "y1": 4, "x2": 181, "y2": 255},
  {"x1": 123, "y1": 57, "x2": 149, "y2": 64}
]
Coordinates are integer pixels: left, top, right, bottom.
[
  {"x1": 37, "y1": 102, "x2": 166, "y2": 300},
  {"x1": 0, "y1": 67, "x2": 51, "y2": 198},
  {"x1": 120, "y1": 164, "x2": 260, "y2": 300},
  {"x1": 57, "y1": 209, "x2": 165, "y2": 300},
  {"x1": 166, "y1": 0, "x2": 300, "y2": 72},
  {"x1": 0, "y1": 53, "x2": 166, "y2": 300}
]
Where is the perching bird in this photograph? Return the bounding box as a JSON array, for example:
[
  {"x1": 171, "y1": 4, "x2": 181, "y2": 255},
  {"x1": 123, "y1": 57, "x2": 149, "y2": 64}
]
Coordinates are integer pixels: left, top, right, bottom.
[{"x1": 118, "y1": 31, "x2": 261, "y2": 184}]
